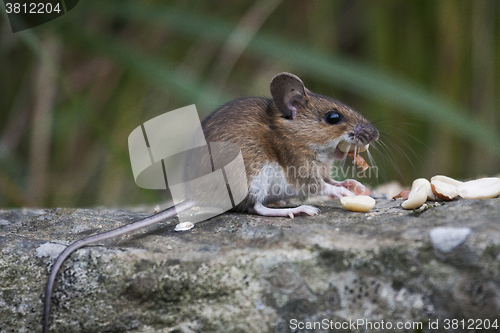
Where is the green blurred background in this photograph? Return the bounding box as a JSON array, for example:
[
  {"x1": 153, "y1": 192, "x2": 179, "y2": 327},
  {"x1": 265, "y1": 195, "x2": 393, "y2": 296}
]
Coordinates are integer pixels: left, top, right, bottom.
[{"x1": 0, "y1": 0, "x2": 499, "y2": 208}]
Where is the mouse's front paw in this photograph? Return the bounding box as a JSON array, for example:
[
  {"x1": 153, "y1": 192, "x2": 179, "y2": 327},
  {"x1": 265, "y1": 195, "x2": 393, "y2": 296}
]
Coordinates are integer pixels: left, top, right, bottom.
[
  {"x1": 324, "y1": 183, "x2": 355, "y2": 199},
  {"x1": 327, "y1": 179, "x2": 368, "y2": 195}
]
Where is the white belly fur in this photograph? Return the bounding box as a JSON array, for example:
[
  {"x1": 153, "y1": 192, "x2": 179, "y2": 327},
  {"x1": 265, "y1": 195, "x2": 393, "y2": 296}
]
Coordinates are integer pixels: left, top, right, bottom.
[{"x1": 249, "y1": 162, "x2": 298, "y2": 204}]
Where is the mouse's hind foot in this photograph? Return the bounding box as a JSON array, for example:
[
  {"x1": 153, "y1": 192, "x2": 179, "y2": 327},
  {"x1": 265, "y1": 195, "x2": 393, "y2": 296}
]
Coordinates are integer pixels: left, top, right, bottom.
[{"x1": 248, "y1": 202, "x2": 319, "y2": 219}]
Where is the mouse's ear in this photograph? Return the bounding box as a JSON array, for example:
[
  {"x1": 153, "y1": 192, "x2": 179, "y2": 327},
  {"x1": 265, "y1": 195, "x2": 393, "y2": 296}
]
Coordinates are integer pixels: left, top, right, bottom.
[{"x1": 270, "y1": 72, "x2": 308, "y2": 120}]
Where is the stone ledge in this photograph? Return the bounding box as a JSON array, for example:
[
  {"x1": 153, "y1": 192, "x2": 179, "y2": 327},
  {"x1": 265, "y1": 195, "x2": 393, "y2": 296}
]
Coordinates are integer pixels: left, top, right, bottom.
[{"x1": 1, "y1": 198, "x2": 499, "y2": 332}]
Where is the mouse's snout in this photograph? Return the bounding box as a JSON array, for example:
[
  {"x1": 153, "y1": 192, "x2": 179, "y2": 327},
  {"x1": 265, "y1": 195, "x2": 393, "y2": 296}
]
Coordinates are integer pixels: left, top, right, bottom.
[{"x1": 350, "y1": 122, "x2": 379, "y2": 146}]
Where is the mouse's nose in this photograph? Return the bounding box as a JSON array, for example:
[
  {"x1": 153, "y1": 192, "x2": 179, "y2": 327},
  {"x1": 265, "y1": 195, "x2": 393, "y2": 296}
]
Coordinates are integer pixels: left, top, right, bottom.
[
  {"x1": 352, "y1": 123, "x2": 379, "y2": 144},
  {"x1": 370, "y1": 127, "x2": 379, "y2": 142}
]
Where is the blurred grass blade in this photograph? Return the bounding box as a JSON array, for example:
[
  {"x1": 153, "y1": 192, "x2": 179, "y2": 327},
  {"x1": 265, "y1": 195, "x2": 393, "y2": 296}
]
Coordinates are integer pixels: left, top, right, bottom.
[
  {"x1": 81, "y1": 0, "x2": 500, "y2": 157},
  {"x1": 58, "y1": 26, "x2": 231, "y2": 109}
]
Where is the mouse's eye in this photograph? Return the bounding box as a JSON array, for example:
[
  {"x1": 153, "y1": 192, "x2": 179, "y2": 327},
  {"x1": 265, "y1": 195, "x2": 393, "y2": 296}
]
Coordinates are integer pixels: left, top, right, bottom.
[{"x1": 324, "y1": 111, "x2": 342, "y2": 125}]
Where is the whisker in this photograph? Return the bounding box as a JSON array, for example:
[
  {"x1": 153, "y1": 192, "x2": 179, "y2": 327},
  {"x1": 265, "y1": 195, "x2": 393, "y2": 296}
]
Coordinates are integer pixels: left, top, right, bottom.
[
  {"x1": 370, "y1": 118, "x2": 435, "y2": 183},
  {"x1": 371, "y1": 120, "x2": 423, "y2": 129},
  {"x1": 366, "y1": 143, "x2": 389, "y2": 183},
  {"x1": 365, "y1": 147, "x2": 377, "y2": 169},
  {"x1": 341, "y1": 143, "x2": 351, "y2": 169},
  {"x1": 370, "y1": 139, "x2": 408, "y2": 182},
  {"x1": 381, "y1": 136, "x2": 421, "y2": 171},
  {"x1": 381, "y1": 130, "x2": 435, "y2": 157}
]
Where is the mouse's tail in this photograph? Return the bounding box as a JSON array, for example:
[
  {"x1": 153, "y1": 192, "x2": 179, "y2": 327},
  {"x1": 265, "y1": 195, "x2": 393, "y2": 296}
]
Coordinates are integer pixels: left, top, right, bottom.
[{"x1": 42, "y1": 200, "x2": 194, "y2": 333}]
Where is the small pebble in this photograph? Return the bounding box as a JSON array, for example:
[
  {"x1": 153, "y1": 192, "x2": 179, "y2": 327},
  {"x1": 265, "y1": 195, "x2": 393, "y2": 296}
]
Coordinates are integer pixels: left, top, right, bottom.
[
  {"x1": 429, "y1": 227, "x2": 471, "y2": 253},
  {"x1": 174, "y1": 222, "x2": 194, "y2": 231},
  {"x1": 36, "y1": 243, "x2": 66, "y2": 259}
]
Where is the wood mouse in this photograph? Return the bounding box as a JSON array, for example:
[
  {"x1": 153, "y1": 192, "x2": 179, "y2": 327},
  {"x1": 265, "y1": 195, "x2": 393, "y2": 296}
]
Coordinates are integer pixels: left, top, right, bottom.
[
  {"x1": 42, "y1": 72, "x2": 378, "y2": 332},
  {"x1": 203, "y1": 72, "x2": 379, "y2": 217}
]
